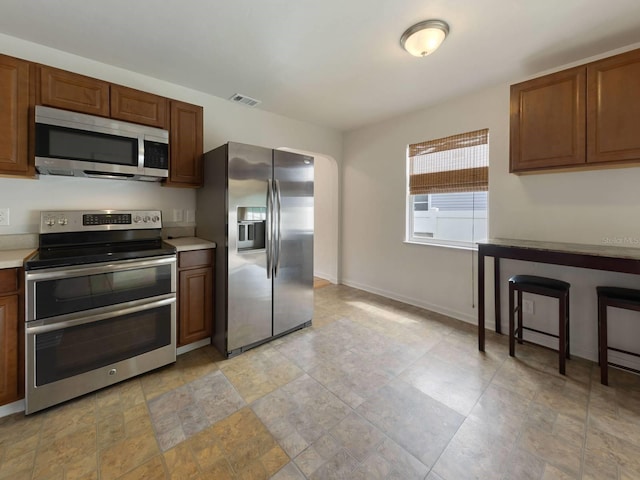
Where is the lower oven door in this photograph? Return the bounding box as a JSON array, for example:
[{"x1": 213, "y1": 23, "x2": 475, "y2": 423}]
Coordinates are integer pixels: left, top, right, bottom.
[{"x1": 25, "y1": 295, "x2": 176, "y2": 414}]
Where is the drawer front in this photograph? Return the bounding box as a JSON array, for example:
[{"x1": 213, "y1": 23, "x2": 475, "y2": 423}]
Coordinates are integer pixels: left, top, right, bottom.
[
  {"x1": 0, "y1": 268, "x2": 18, "y2": 295},
  {"x1": 179, "y1": 249, "x2": 214, "y2": 269}
]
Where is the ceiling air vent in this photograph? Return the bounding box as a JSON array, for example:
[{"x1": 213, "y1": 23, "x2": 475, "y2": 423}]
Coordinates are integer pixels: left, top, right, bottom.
[{"x1": 229, "y1": 93, "x2": 261, "y2": 108}]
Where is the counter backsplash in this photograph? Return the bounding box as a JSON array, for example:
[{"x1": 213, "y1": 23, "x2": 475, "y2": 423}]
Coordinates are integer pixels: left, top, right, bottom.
[{"x1": 0, "y1": 233, "x2": 38, "y2": 251}]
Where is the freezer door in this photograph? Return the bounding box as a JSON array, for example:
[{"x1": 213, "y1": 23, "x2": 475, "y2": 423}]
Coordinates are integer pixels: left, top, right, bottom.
[
  {"x1": 227, "y1": 142, "x2": 274, "y2": 352},
  {"x1": 272, "y1": 150, "x2": 314, "y2": 335}
]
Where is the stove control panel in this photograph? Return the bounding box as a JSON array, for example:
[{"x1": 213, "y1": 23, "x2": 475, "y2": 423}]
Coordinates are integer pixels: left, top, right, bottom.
[{"x1": 40, "y1": 210, "x2": 163, "y2": 233}]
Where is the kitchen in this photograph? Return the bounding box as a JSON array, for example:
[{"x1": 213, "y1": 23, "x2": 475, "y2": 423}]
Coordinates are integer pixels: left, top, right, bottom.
[{"x1": 2, "y1": 1, "x2": 640, "y2": 478}]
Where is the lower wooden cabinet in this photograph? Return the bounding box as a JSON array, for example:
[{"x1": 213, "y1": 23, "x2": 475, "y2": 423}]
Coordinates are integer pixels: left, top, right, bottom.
[
  {"x1": 177, "y1": 249, "x2": 214, "y2": 347},
  {"x1": 0, "y1": 268, "x2": 22, "y2": 406}
]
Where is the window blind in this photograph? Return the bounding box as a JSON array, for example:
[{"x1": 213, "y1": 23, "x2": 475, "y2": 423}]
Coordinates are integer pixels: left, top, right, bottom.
[{"x1": 409, "y1": 128, "x2": 489, "y2": 195}]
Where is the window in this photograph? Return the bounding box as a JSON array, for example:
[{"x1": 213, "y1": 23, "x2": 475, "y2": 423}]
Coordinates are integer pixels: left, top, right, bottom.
[{"x1": 406, "y1": 129, "x2": 489, "y2": 247}]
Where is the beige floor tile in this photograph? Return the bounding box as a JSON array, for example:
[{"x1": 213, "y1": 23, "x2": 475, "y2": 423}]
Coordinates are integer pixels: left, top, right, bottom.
[
  {"x1": 119, "y1": 455, "x2": 168, "y2": 480},
  {"x1": 586, "y1": 425, "x2": 640, "y2": 477},
  {"x1": 4, "y1": 284, "x2": 640, "y2": 479},
  {"x1": 399, "y1": 353, "x2": 488, "y2": 416},
  {"x1": 433, "y1": 417, "x2": 513, "y2": 480},
  {"x1": 164, "y1": 443, "x2": 201, "y2": 479},
  {"x1": 220, "y1": 347, "x2": 303, "y2": 403},
  {"x1": 99, "y1": 429, "x2": 159, "y2": 479},
  {"x1": 517, "y1": 423, "x2": 583, "y2": 477},
  {"x1": 357, "y1": 379, "x2": 464, "y2": 468}
]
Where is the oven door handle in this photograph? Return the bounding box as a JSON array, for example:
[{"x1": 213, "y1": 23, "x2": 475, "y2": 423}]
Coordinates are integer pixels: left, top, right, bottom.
[
  {"x1": 26, "y1": 296, "x2": 176, "y2": 335},
  {"x1": 24, "y1": 255, "x2": 176, "y2": 281}
]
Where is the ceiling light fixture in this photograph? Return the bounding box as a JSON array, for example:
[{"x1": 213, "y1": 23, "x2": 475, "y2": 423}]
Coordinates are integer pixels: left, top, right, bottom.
[{"x1": 400, "y1": 19, "x2": 449, "y2": 57}]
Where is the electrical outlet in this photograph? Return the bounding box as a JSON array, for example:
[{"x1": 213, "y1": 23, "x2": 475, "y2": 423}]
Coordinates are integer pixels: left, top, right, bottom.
[
  {"x1": 0, "y1": 208, "x2": 9, "y2": 226},
  {"x1": 522, "y1": 299, "x2": 534, "y2": 315}
]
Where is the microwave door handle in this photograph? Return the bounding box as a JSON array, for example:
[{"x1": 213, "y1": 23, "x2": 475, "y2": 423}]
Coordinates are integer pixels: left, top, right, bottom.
[{"x1": 138, "y1": 134, "x2": 145, "y2": 170}]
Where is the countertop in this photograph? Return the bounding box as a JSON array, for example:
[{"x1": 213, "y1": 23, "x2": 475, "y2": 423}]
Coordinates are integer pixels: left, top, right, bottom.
[
  {"x1": 164, "y1": 237, "x2": 216, "y2": 252},
  {"x1": 0, "y1": 249, "x2": 36, "y2": 269}
]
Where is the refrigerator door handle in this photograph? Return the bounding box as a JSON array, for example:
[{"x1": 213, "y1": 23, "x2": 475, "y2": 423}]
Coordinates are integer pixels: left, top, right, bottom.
[
  {"x1": 266, "y1": 179, "x2": 274, "y2": 279},
  {"x1": 274, "y1": 179, "x2": 282, "y2": 277}
]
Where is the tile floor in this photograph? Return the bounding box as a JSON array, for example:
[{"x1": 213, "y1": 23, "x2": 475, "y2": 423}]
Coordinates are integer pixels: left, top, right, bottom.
[{"x1": 1, "y1": 284, "x2": 640, "y2": 479}]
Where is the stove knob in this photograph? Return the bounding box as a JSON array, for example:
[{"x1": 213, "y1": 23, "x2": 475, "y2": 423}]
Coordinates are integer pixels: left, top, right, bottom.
[
  {"x1": 133, "y1": 216, "x2": 142, "y2": 223},
  {"x1": 46, "y1": 218, "x2": 56, "y2": 227},
  {"x1": 152, "y1": 215, "x2": 160, "y2": 223},
  {"x1": 143, "y1": 216, "x2": 151, "y2": 223},
  {"x1": 58, "y1": 217, "x2": 68, "y2": 226}
]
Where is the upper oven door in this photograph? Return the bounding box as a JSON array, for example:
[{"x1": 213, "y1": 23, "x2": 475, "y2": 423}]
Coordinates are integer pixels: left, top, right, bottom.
[{"x1": 25, "y1": 256, "x2": 176, "y2": 321}]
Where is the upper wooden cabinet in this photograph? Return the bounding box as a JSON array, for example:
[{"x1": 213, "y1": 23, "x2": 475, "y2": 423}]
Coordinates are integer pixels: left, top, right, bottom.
[
  {"x1": 587, "y1": 49, "x2": 640, "y2": 164},
  {"x1": 510, "y1": 67, "x2": 585, "y2": 172},
  {"x1": 1, "y1": 54, "x2": 204, "y2": 185},
  {"x1": 510, "y1": 48, "x2": 640, "y2": 174},
  {"x1": 0, "y1": 54, "x2": 32, "y2": 177},
  {"x1": 110, "y1": 85, "x2": 169, "y2": 129},
  {"x1": 167, "y1": 100, "x2": 203, "y2": 187},
  {"x1": 38, "y1": 65, "x2": 110, "y2": 116}
]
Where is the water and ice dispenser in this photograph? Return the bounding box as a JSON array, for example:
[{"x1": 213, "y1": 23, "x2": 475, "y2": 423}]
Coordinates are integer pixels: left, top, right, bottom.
[{"x1": 237, "y1": 207, "x2": 266, "y2": 251}]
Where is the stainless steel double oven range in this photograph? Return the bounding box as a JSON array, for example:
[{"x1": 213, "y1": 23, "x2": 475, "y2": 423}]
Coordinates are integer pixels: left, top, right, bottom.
[{"x1": 24, "y1": 210, "x2": 177, "y2": 414}]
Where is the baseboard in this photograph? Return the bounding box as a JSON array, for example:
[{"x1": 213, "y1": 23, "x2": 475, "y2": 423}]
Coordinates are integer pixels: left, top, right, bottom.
[
  {"x1": 608, "y1": 350, "x2": 640, "y2": 372},
  {"x1": 340, "y1": 278, "x2": 476, "y2": 325},
  {"x1": 314, "y1": 272, "x2": 338, "y2": 284},
  {"x1": 0, "y1": 399, "x2": 25, "y2": 418},
  {"x1": 176, "y1": 338, "x2": 211, "y2": 356}
]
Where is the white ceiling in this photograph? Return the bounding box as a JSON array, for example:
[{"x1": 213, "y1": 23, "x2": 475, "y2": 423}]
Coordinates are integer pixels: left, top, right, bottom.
[{"x1": 1, "y1": 0, "x2": 640, "y2": 131}]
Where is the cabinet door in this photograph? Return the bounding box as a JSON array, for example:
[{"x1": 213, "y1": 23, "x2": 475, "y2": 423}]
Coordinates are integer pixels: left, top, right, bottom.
[
  {"x1": 39, "y1": 66, "x2": 109, "y2": 116},
  {"x1": 587, "y1": 48, "x2": 640, "y2": 164},
  {"x1": 178, "y1": 267, "x2": 213, "y2": 346},
  {"x1": 167, "y1": 100, "x2": 203, "y2": 187},
  {"x1": 111, "y1": 85, "x2": 169, "y2": 129},
  {"x1": 0, "y1": 54, "x2": 31, "y2": 176},
  {"x1": 510, "y1": 66, "x2": 586, "y2": 173},
  {"x1": 0, "y1": 294, "x2": 18, "y2": 405}
]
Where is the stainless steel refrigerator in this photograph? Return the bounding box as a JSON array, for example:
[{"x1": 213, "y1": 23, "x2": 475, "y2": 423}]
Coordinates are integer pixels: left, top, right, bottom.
[{"x1": 196, "y1": 142, "x2": 314, "y2": 357}]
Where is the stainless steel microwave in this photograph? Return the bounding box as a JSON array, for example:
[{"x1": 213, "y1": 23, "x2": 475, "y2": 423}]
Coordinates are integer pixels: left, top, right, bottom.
[{"x1": 35, "y1": 105, "x2": 169, "y2": 181}]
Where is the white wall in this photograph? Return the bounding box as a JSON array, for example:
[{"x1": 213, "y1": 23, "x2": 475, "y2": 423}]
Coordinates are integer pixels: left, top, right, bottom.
[
  {"x1": 342, "y1": 83, "x2": 507, "y2": 323},
  {"x1": 342, "y1": 44, "x2": 640, "y2": 363},
  {"x1": 312, "y1": 154, "x2": 339, "y2": 283},
  {"x1": 0, "y1": 34, "x2": 342, "y2": 239}
]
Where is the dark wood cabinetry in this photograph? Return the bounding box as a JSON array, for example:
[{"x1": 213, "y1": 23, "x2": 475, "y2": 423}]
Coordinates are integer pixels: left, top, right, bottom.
[
  {"x1": 38, "y1": 65, "x2": 110, "y2": 116},
  {"x1": 110, "y1": 85, "x2": 169, "y2": 129},
  {"x1": 0, "y1": 53, "x2": 203, "y2": 183},
  {"x1": 587, "y1": 49, "x2": 640, "y2": 164},
  {"x1": 0, "y1": 268, "x2": 22, "y2": 406},
  {"x1": 167, "y1": 101, "x2": 204, "y2": 187},
  {"x1": 0, "y1": 54, "x2": 32, "y2": 177},
  {"x1": 510, "y1": 67, "x2": 585, "y2": 172},
  {"x1": 511, "y1": 48, "x2": 640, "y2": 174},
  {"x1": 177, "y1": 249, "x2": 214, "y2": 347}
]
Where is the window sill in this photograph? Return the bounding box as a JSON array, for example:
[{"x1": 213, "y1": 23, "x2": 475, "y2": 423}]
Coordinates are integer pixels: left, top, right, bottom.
[{"x1": 403, "y1": 240, "x2": 479, "y2": 251}]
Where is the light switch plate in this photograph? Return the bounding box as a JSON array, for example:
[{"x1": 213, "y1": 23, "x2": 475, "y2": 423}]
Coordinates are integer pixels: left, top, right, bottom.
[{"x1": 0, "y1": 208, "x2": 9, "y2": 226}]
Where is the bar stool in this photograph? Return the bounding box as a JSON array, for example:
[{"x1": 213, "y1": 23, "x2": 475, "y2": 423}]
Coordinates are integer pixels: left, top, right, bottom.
[
  {"x1": 597, "y1": 286, "x2": 640, "y2": 386},
  {"x1": 508, "y1": 275, "x2": 571, "y2": 374}
]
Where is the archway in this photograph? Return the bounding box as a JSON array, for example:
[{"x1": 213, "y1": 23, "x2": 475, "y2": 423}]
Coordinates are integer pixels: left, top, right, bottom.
[{"x1": 276, "y1": 147, "x2": 339, "y2": 284}]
